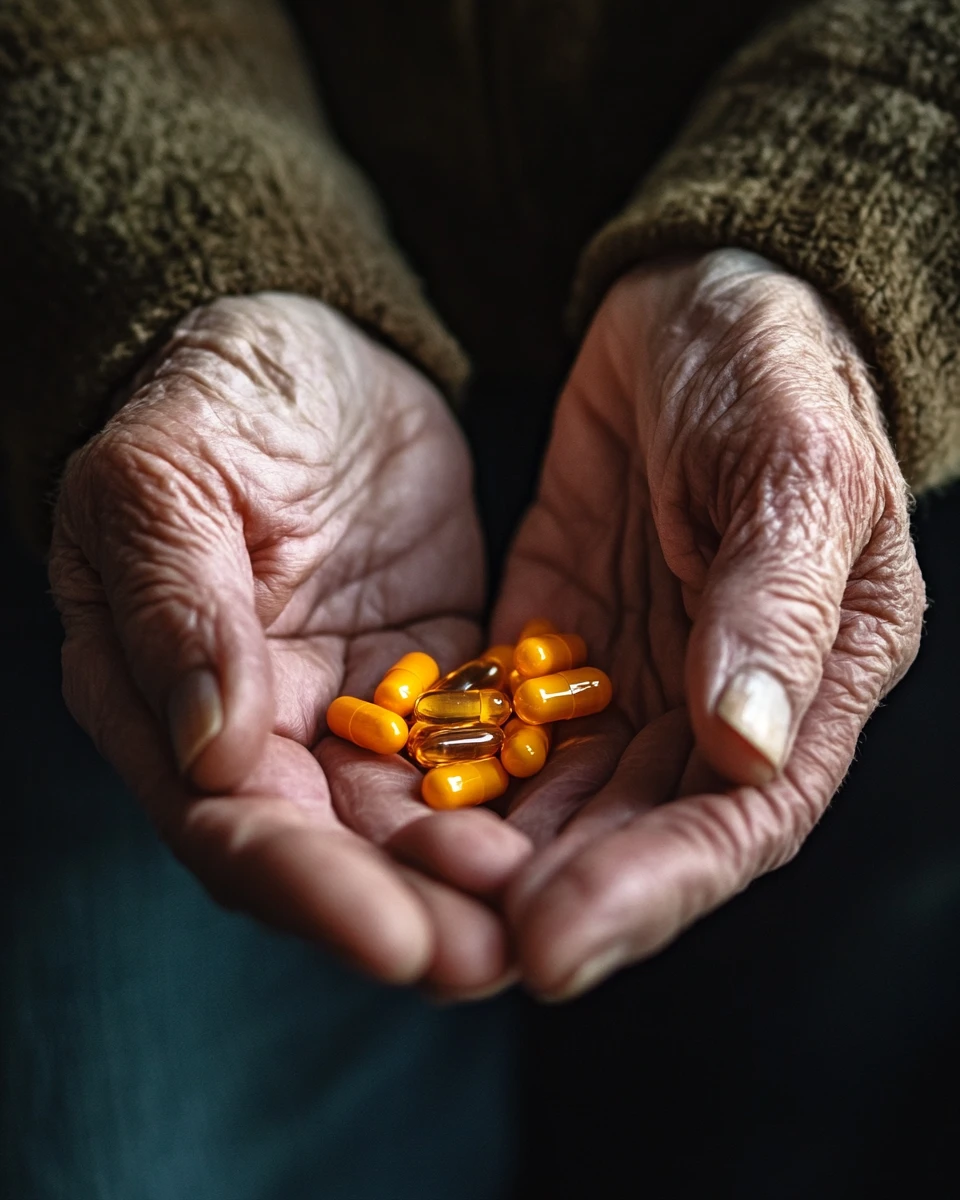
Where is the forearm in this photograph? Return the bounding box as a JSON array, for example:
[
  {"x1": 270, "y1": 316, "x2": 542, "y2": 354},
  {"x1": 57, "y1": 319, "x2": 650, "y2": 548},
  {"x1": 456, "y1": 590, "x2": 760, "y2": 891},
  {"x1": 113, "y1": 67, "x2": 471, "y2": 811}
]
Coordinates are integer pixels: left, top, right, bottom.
[
  {"x1": 0, "y1": 0, "x2": 466, "y2": 549},
  {"x1": 570, "y1": 0, "x2": 960, "y2": 493}
]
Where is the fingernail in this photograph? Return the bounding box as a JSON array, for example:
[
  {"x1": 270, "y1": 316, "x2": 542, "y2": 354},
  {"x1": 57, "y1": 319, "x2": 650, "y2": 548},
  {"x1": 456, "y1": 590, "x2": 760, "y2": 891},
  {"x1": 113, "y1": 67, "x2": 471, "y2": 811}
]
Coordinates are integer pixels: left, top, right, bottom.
[
  {"x1": 168, "y1": 668, "x2": 223, "y2": 775},
  {"x1": 538, "y1": 946, "x2": 625, "y2": 1004},
  {"x1": 716, "y1": 667, "x2": 791, "y2": 774}
]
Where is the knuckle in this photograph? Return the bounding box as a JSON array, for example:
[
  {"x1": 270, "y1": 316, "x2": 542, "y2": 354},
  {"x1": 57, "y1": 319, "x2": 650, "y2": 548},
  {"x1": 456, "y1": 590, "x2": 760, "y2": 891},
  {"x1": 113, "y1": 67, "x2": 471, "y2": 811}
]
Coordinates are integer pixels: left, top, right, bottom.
[
  {"x1": 716, "y1": 410, "x2": 873, "y2": 553},
  {"x1": 80, "y1": 432, "x2": 234, "y2": 583},
  {"x1": 651, "y1": 788, "x2": 806, "y2": 905},
  {"x1": 658, "y1": 795, "x2": 754, "y2": 883},
  {"x1": 761, "y1": 776, "x2": 824, "y2": 869},
  {"x1": 89, "y1": 431, "x2": 196, "y2": 520}
]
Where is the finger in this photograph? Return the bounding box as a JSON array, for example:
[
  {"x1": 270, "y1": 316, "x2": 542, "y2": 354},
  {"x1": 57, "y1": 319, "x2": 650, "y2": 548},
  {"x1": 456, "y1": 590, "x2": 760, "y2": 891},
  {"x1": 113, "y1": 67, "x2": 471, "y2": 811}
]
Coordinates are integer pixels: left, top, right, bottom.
[
  {"x1": 684, "y1": 412, "x2": 878, "y2": 786},
  {"x1": 675, "y1": 746, "x2": 727, "y2": 798},
  {"x1": 316, "y1": 735, "x2": 442, "y2": 842},
  {"x1": 513, "y1": 595, "x2": 920, "y2": 1001},
  {"x1": 183, "y1": 796, "x2": 435, "y2": 983},
  {"x1": 317, "y1": 738, "x2": 519, "y2": 994},
  {"x1": 56, "y1": 430, "x2": 272, "y2": 793},
  {"x1": 504, "y1": 709, "x2": 633, "y2": 846},
  {"x1": 504, "y1": 709, "x2": 691, "y2": 925},
  {"x1": 60, "y1": 616, "x2": 435, "y2": 983},
  {"x1": 398, "y1": 869, "x2": 514, "y2": 997},
  {"x1": 318, "y1": 737, "x2": 532, "y2": 896},
  {"x1": 388, "y1": 810, "x2": 533, "y2": 899}
]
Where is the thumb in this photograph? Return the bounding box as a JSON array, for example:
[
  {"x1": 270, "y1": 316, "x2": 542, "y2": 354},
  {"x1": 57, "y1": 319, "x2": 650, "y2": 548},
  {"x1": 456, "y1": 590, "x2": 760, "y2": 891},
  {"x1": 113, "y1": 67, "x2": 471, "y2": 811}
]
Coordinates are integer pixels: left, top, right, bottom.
[
  {"x1": 65, "y1": 432, "x2": 273, "y2": 793},
  {"x1": 685, "y1": 444, "x2": 856, "y2": 787}
]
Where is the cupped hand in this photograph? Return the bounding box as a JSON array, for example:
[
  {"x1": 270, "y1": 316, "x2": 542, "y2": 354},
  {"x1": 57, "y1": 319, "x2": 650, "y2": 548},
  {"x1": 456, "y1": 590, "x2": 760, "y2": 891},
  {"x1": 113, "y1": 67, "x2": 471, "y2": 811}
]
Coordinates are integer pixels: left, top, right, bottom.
[
  {"x1": 50, "y1": 294, "x2": 530, "y2": 995},
  {"x1": 493, "y1": 250, "x2": 925, "y2": 1000}
]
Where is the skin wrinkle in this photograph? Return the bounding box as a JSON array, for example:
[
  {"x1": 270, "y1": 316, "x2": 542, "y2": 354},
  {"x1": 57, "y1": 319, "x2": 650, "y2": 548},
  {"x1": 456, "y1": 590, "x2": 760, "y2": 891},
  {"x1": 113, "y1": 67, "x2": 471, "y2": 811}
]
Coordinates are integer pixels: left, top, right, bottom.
[
  {"x1": 709, "y1": 417, "x2": 866, "y2": 556},
  {"x1": 53, "y1": 290, "x2": 507, "y2": 994},
  {"x1": 114, "y1": 309, "x2": 469, "y2": 637},
  {"x1": 496, "y1": 247, "x2": 926, "y2": 992},
  {"x1": 50, "y1": 210, "x2": 927, "y2": 998},
  {"x1": 509, "y1": 541, "x2": 619, "y2": 630},
  {"x1": 160, "y1": 330, "x2": 301, "y2": 406},
  {"x1": 87, "y1": 426, "x2": 241, "y2": 546},
  {"x1": 341, "y1": 443, "x2": 473, "y2": 631}
]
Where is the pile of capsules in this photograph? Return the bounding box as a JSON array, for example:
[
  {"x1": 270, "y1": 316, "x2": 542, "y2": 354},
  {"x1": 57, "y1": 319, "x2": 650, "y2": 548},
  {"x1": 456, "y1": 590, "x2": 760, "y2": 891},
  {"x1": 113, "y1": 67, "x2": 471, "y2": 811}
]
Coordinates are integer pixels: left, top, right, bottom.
[{"x1": 325, "y1": 619, "x2": 612, "y2": 810}]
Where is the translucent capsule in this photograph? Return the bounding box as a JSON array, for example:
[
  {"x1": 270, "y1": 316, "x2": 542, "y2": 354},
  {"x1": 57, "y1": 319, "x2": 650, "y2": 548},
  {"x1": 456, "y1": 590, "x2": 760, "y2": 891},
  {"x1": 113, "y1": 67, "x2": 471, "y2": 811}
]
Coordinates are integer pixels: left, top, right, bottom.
[
  {"x1": 515, "y1": 633, "x2": 587, "y2": 678},
  {"x1": 434, "y1": 644, "x2": 515, "y2": 692},
  {"x1": 512, "y1": 668, "x2": 613, "y2": 724},
  {"x1": 373, "y1": 651, "x2": 440, "y2": 716},
  {"x1": 413, "y1": 688, "x2": 511, "y2": 726},
  {"x1": 483, "y1": 644, "x2": 516, "y2": 677},
  {"x1": 407, "y1": 721, "x2": 504, "y2": 768},
  {"x1": 519, "y1": 617, "x2": 557, "y2": 640},
  {"x1": 501, "y1": 718, "x2": 552, "y2": 778},
  {"x1": 421, "y1": 758, "x2": 510, "y2": 810},
  {"x1": 326, "y1": 696, "x2": 409, "y2": 754}
]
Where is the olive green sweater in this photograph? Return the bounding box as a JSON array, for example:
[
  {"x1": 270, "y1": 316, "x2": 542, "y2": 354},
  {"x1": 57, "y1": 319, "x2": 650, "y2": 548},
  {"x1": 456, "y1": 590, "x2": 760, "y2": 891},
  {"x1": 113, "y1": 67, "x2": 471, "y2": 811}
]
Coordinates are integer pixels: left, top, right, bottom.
[{"x1": 1, "y1": 0, "x2": 959, "y2": 546}]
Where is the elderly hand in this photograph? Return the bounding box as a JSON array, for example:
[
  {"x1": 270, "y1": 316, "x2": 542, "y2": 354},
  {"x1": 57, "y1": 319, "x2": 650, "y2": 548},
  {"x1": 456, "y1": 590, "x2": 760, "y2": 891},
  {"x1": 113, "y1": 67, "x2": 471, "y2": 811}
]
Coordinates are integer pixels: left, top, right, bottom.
[
  {"x1": 50, "y1": 294, "x2": 530, "y2": 996},
  {"x1": 493, "y1": 250, "x2": 925, "y2": 1000}
]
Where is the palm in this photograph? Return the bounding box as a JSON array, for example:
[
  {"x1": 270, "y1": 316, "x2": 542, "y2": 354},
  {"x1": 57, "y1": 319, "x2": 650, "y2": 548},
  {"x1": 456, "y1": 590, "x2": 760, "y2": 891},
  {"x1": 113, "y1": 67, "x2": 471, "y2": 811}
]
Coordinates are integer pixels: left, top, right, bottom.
[{"x1": 492, "y1": 350, "x2": 694, "y2": 846}]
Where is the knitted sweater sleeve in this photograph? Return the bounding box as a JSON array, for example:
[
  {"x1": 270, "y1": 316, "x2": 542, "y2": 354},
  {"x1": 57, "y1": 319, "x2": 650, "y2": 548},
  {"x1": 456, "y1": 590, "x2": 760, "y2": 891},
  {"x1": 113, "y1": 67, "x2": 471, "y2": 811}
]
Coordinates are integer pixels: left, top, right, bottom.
[
  {"x1": 0, "y1": 0, "x2": 467, "y2": 547},
  {"x1": 570, "y1": 0, "x2": 960, "y2": 493}
]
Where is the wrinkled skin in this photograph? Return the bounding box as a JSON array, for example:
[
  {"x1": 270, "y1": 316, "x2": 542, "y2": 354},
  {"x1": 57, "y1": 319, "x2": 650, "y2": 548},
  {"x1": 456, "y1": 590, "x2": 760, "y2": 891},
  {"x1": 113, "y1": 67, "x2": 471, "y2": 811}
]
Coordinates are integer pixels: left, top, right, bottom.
[
  {"x1": 49, "y1": 250, "x2": 926, "y2": 1005},
  {"x1": 50, "y1": 295, "x2": 532, "y2": 999},
  {"x1": 493, "y1": 250, "x2": 925, "y2": 998}
]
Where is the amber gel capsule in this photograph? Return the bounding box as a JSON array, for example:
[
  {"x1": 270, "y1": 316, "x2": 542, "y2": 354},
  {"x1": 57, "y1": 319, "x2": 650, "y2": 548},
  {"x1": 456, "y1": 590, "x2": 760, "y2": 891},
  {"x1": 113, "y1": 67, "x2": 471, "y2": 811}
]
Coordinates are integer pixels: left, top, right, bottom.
[
  {"x1": 421, "y1": 759, "x2": 510, "y2": 810},
  {"x1": 373, "y1": 651, "x2": 440, "y2": 716},
  {"x1": 519, "y1": 617, "x2": 557, "y2": 640},
  {"x1": 408, "y1": 722, "x2": 504, "y2": 768},
  {"x1": 513, "y1": 668, "x2": 613, "y2": 724},
  {"x1": 501, "y1": 718, "x2": 552, "y2": 778},
  {"x1": 413, "y1": 688, "x2": 510, "y2": 726},
  {"x1": 515, "y1": 633, "x2": 587, "y2": 678},
  {"x1": 434, "y1": 644, "x2": 515, "y2": 692},
  {"x1": 326, "y1": 696, "x2": 409, "y2": 754}
]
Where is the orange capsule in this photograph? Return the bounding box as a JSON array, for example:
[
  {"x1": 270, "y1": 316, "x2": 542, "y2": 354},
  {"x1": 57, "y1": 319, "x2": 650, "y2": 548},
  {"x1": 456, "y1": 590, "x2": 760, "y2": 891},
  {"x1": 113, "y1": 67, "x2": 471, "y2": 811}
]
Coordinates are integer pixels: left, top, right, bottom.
[
  {"x1": 413, "y1": 688, "x2": 511, "y2": 726},
  {"x1": 373, "y1": 651, "x2": 440, "y2": 716},
  {"x1": 407, "y1": 722, "x2": 504, "y2": 768},
  {"x1": 507, "y1": 669, "x2": 524, "y2": 695},
  {"x1": 326, "y1": 696, "x2": 409, "y2": 754},
  {"x1": 513, "y1": 668, "x2": 613, "y2": 724},
  {"x1": 501, "y1": 718, "x2": 552, "y2": 778},
  {"x1": 519, "y1": 617, "x2": 557, "y2": 640},
  {"x1": 434, "y1": 644, "x2": 515, "y2": 692},
  {"x1": 421, "y1": 758, "x2": 510, "y2": 810},
  {"x1": 515, "y1": 633, "x2": 587, "y2": 678}
]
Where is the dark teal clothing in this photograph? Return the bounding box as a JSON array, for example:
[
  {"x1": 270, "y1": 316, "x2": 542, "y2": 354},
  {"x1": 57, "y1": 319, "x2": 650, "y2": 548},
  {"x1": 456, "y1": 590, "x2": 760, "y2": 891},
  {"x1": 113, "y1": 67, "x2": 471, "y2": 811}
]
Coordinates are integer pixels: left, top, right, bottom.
[{"x1": 0, "y1": 525, "x2": 518, "y2": 1200}]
